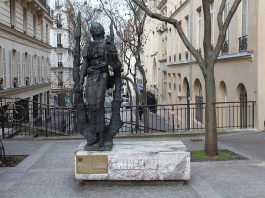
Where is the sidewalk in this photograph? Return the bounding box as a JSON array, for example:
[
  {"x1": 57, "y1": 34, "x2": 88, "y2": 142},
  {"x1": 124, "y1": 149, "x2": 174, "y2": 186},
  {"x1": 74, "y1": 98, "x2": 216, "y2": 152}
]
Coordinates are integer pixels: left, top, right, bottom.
[{"x1": 0, "y1": 131, "x2": 265, "y2": 198}]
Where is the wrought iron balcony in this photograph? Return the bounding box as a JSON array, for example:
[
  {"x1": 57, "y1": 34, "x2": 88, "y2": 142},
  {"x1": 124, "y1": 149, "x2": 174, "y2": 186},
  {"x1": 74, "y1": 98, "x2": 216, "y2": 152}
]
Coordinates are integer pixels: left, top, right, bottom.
[
  {"x1": 221, "y1": 40, "x2": 229, "y2": 55},
  {"x1": 239, "y1": 35, "x2": 248, "y2": 52},
  {"x1": 37, "y1": 0, "x2": 51, "y2": 17},
  {"x1": 58, "y1": 62, "x2": 63, "y2": 67}
]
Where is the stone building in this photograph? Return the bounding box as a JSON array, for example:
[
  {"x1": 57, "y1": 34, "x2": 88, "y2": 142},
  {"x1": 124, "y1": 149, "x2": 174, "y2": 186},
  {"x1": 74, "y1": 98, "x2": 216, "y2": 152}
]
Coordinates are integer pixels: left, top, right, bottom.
[
  {"x1": 0, "y1": 0, "x2": 52, "y2": 110},
  {"x1": 49, "y1": 0, "x2": 73, "y2": 106},
  {"x1": 143, "y1": 0, "x2": 265, "y2": 130}
]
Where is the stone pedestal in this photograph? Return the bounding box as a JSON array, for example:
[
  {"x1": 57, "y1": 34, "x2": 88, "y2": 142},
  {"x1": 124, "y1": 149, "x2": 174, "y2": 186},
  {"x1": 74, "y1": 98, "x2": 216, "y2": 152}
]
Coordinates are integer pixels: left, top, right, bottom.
[{"x1": 75, "y1": 141, "x2": 190, "y2": 180}]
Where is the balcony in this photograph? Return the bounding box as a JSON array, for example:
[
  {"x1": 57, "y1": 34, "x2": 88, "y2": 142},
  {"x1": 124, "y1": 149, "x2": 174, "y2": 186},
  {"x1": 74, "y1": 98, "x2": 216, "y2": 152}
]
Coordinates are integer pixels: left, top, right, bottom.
[
  {"x1": 221, "y1": 40, "x2": 229, "y2": 55},
  {"x1": 36, "y1": 0, "x2": 52, "y2": 17},
  {"x1": 56, "y1": 22, "x2": 62, "y2": 28},
  {"x1": 239, "y1": 35, "x2": 248, "y2": 52},
  {"x1": 58, "y1": 62, "x2": 63, "y2": 67}
]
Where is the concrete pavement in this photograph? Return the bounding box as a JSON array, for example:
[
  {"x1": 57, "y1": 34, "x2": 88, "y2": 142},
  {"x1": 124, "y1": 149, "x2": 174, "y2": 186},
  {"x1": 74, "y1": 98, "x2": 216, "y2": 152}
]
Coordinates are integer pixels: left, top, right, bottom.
[{"x1": 0, "y1": 131, "x2": 265, "y2": 198}]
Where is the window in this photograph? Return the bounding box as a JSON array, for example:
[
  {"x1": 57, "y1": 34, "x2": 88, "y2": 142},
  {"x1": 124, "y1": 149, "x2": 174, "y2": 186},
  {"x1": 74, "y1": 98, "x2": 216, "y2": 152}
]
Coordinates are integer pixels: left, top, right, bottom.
[
  {"x1": 242, "y1": 0, "x2": 248, "y2": 36},
  {"x1": 55, "y1": 0, "x2": 61, "y2": 8},
  {"x1": 58, "y1": 71, "x2": 63, "y2": 86},
  {"x1": 223, "y1": 1, "x2": 229, "y2": 40},
  {"x1": 32, "y1": 55, "x2": 36, "y2": 84},
  {"x1": 174, "y1": 54, "x2": 176, "y2": 62},
  {"x1": 185, "y1": 51, "x2": 189, "y2": 62},
  {"x1": 22, "y1": 53, "x2": 25, "y2": 86},
  {"x1": 179, "y1": 53, "x2": 182, "y2": 62},
  {"x1": 33, "y1": 15, "x2": 37, "y2": 38},
  {"x1": 28, "y1": 55, "x2": 32, "y2": 85},
  {"x1": 37, "y1": 57, "x2": 41, "y2": 83},
  {"x1": 197, "y1": 7, "x2": 202, "y2": 49},
  {"x1": 56, "y1": 14, "x2": 62, "y2": 28},
  {"x1": 10, "y1": 0, "x2": 16, "y2": 28},
  {"x1": 185, "y1": 15, "x2": 189, "y2": 37},
  {"x1": 46, "y1": 24, "x2": 49, "y2": 43},
  {"x1": 57, "y1": 33, "x2": 62, "y2": 47},
  {"x1": 23, "y1": 8, "x2": 27, "y2": 33},
  {"x1": 41, "y1": 56, "x2": 43, "y2": 82},
  {"x1": 41, "y1": 20, "x2": 44, "y2": 41},
  {"x1": 57, "y1": 53, "x2": 63, "y2": 67},
  {"x1": 210, "y1": 1, "x2": 215, "y2": 45},
  {"x1": 9, "y1": 51, "x2": 14, "y2": 88},
  {"x1": 169, "y1": 56, "x2": 171, "y2": 63},
  {"x1": 18, "y1": 52, "x2": 22, "y2": 86}
]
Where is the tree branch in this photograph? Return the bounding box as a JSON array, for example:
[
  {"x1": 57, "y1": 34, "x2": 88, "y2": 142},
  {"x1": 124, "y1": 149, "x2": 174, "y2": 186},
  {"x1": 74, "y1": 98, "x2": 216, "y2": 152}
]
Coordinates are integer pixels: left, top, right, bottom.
[
  {"x1": 213, "y1": 0, "x2": 241, "y2": 62},
  {"x1": 217, "y1": 0, "x2": 227, "y2": 30},
  {"x1": 132, "y1": 0, "x2": 206, "y2": 75}
]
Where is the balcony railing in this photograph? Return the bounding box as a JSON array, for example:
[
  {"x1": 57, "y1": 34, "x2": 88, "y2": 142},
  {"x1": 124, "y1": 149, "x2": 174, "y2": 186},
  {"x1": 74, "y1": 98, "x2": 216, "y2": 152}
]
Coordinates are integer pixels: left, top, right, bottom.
[
  {"x1": 56, "y1": 22, "x2": 62, "y2": 28},
  {"x1": 222, "y1": 40, "x2": 229, "y2": 54},
  {"x1": 239, "y1": 35, "x2": 248, "y2": 52},
  {"x1": 58, "y1": 62, "x2": 63, "y2": 67},
  {"x1": 37, "y1": 0, "x2": 51, "y2": 17}
]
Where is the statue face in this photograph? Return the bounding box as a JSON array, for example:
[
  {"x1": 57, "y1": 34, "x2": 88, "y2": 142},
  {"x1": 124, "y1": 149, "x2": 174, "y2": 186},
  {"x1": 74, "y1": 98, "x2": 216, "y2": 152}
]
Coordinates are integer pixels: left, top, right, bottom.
[{"x1": 90, "y1": 22, "x2": 105, "y2": 37}]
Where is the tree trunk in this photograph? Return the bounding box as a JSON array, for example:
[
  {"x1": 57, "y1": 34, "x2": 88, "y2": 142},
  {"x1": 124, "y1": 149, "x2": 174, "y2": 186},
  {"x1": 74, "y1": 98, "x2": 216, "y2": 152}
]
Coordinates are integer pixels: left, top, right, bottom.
[{"x1": 204, "y1": 67, "x2": 218, "y2": 156}]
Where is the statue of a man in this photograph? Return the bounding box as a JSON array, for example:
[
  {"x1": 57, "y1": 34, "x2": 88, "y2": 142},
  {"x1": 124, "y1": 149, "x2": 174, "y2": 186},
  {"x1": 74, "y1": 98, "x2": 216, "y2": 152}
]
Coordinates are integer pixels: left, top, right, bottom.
[{"x1": 78, "y1": 22, "x2": 122, "y2": 150}]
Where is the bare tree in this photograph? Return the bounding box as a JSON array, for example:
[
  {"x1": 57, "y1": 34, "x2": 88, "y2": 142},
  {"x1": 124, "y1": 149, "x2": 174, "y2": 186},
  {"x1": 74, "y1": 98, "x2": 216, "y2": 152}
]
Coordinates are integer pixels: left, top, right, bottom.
[
  {"x1": 100, "y1": 0, "x2": 150, "y2": 132},
  {"x1": 132, "y1": 0, "x2": 241, "y2": 156},
  {"x1": 65, "y1": 0, "x2": 102, "y2": 48}
]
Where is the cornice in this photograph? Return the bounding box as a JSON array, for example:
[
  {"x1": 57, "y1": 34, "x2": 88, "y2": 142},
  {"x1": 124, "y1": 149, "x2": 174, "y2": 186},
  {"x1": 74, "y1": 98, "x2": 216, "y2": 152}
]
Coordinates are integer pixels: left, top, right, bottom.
[
  {"x1": 0, "y1": 82, "x2": 52, "y2": 97},
  {"x1": 171, "y1": 0, "x2": 190, "y2": 18},
  {"x1": 157, "y1": 0, "x2": 167, "y2": 10}
]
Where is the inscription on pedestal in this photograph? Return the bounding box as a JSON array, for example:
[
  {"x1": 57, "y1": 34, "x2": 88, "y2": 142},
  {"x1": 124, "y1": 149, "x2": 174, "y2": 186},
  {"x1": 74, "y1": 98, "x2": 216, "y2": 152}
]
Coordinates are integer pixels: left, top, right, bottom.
[
  {"x1": 76, "y1": 155, "x2": 108, "y2": 174},
  {"x1": 110, "y1": 158, "x2": 159, "y2": 170}
]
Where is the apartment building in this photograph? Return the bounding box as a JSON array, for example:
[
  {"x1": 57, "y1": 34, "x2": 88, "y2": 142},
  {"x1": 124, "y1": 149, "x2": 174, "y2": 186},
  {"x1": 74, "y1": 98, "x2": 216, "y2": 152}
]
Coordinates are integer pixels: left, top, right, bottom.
[
  {"x1": 0, "y1": 0, "x2": 52, "y2": 110},
  {"x1": 143, "y1": 0, "x2": 265, "y2": 130},
  {"x1": 50, "y1": 0, "x2": 73, "y2": 106}
]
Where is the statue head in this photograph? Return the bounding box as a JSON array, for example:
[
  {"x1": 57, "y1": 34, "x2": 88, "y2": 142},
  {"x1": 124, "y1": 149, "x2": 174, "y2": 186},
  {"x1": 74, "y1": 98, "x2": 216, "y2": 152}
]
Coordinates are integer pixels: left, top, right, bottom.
[{"x1": 90, "y1": 22, "x2": 105, "y2": 37}]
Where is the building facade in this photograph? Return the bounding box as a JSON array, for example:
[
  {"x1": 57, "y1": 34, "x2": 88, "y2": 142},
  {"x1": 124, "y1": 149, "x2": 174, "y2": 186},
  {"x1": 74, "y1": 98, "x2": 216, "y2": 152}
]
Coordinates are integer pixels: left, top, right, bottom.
[
  {"x1": 0, "y1": 0, "x2": 52, "y2": 109},
  {"x1": 143, "y1": 0, "x2": 265, "y2": 130},
  {"x1": 50, "y1": 0, "x2": 73, "y2": 106}
]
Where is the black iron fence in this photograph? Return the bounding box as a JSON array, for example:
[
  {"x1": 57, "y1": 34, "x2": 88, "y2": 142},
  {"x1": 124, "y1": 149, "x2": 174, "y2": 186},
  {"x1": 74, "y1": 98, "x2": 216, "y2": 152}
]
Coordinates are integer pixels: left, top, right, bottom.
[
  {"x1": 239, "y1": 35, "x2": 248, "y2": 52},
  {"x1": 0, "y1": 98, "x2": 255, "y2": 138}
]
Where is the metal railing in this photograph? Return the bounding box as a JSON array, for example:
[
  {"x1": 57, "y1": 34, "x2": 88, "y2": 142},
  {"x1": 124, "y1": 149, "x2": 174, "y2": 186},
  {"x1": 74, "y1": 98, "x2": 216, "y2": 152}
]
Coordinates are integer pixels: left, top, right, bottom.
[
  {"x1": 222, "y1": 40, "x2": 229, "y2": 54},
  {"x1": 0, "y1": 98, "x2": 256, "y2": 138},
  {"x1": 37, "y1": 0, "x2": 51, "y2": 17},
  {"x1": 239, "y1": 35, "x2": 248, "y2": 52}
]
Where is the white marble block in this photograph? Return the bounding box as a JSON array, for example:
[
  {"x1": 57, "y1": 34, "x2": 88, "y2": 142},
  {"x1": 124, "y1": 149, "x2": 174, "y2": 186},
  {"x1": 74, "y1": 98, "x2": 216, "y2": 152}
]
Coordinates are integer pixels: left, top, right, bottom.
[{"x1": 75, "y1": 141, "x2": 190, "y2": 181}]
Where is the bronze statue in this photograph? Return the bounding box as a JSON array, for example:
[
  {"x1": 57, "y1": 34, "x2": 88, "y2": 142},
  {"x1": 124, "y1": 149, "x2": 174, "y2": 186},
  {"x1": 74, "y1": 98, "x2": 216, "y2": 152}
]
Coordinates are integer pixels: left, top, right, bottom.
[{"x1": 73, "y1": 13, "x2": 123, "y2": 151}]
